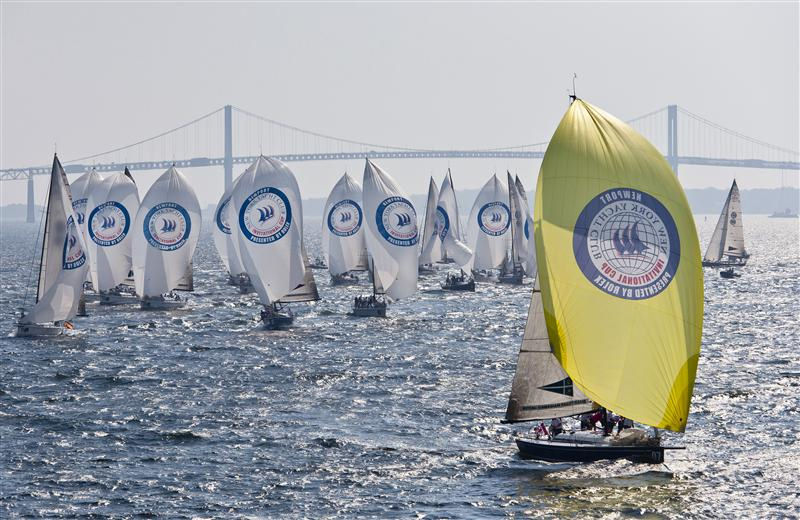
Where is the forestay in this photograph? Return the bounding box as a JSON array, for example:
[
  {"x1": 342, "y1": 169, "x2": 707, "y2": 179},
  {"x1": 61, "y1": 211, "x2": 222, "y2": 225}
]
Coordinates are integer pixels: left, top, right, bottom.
[
  {"x1": 436, "y1": 169, "x2": 473, "y2": 268},
  {"x1": 21, "y1": 156, "x2": 88, "y2": 324},
  {"x1": 132, "y1": 166, "x2": 201, "y2": 298},
  {"x1": 535, "y1": 99, "x2": 703, "y2": 432},
  {"x1": 505, "y1": 280, "x2": 595, "y2": 422},
  {"x1": 322, "y1": 173, "x2": 368, "y2": 276},
  {"x1": 231, "y1": 156, "x2": 306, "y2": 305},
  {"x1": 703, "y1": 180, "x2": 747, "y2": 263},
  {"x1": 465, "y1": 174, "x2": 510, "y2": 272},
  {"x1": 418, "y1": 177, "x2": 442, "y2": 265},
  {"x1": 362, "y1": 159, "x2": 419, "y2": 300},
  {"x1": 86, "y1": 168, "x2": 140, "y2": 291}
]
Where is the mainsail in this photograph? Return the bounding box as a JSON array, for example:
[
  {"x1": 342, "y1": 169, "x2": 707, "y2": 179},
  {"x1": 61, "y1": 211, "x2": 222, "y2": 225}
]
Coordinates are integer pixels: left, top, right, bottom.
[
  {"x1": 132, "y1": 166, "x2": 201, "y2": 298},
  {"x1": 515, "y1": 175, "x2": 537, "y2": 277},
  {"x1": 213, "y1": 174, "x2": 246, "y2": 278},
  {"x1": 85, "y1": 169, "x2": 140, "y2": 291},
  {"x1": 21, "y1": 155, "x2": 88, "y2": 324},
  {"x1": 362, "y1": 159, "x2": 419, "y2": 300},
  {"x1": 507, "y1": 171, "x2": 528, "y2": 273},
  {"x1": 436, "y1": 169, "x2": 473, "y2": 268},
  {"x1": 465, "y1": 174, "x2": 510, "y2": 272},
  {"x1": 419, "y1": 177, "x2": 443, "y2": 265},
  {"x1": 703, "y1": 180, "x2": 747, "y2": 264},
  {"x1": 322, "y1": 173, "x2": 368, "y2": 276},
  {"x1": 505, "y1": 280, "x2": 595, "y2": 422},
  {"x1": 535, "y1": 99, "x2": 703, "y2": 432},
  {"x1": 231, "y1": 156, "x2": 305, "y2": 305}
]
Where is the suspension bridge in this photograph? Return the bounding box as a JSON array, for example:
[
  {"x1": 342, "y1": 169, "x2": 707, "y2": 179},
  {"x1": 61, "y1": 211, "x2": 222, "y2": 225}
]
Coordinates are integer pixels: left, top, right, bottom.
[{"x1": 1, "y1": 104, "x2": 798, "y2": 222}]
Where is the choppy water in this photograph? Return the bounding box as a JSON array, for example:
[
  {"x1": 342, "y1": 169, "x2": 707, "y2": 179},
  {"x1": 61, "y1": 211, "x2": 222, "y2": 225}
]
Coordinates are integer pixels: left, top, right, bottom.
[{"x1": 0, "y1": 215, "x2": 798, "y2": 518}]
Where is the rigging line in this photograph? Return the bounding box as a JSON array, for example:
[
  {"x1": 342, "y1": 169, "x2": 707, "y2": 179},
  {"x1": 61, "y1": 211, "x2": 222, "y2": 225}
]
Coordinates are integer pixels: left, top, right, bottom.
[
  {"x1": 63, "y1": 107, "x2": 225, "y2": 164},
  {"x1": 678, "y1": 107, "x2": 799, "y2": 156}
]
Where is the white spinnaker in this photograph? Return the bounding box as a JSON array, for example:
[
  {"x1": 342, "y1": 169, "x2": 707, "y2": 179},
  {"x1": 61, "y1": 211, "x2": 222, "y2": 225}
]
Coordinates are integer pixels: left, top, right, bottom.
[
  {"x1": 213, "y1": 175, "x2": 246, "y2": 276},
  {"x1": 231, "y1": 156, "x2": 305, "y2": 305},
  {"x1": 436, "y1": 169, "x2": 473, "y2": 268},
  {"x1": 362, "y1": 159, "x2": 419, "y2": 300},
  {"x1": 465, "y1": 174, "x2": 511, "y2": 271},
  {"x1": 322, "y1": 173, "x2": 367, "y2": 276},
  {"x1": 419, "y1": 177, "x2": 442, "y2": 265},
  {"x1": 86, "y1": 171, "x2": 140, "y2": 291},
  {"x1": 70, "y1": 169, "x2": 103, "y2": 283},
  {"x1": 515, "y1": 175, "x2": 537, "y2": 277},
  {"x1": 132, "y1": 166, "x2": 201, "y2": 298},
  {"x1": 22, "y1": 156, "x2": 89, "y2": 324}
]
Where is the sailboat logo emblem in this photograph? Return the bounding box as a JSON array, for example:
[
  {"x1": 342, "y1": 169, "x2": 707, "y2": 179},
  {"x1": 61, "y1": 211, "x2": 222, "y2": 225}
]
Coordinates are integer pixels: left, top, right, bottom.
[
  {"x1": 240, "y1": 186, "x2": 292, "y2": 244},
  {"x1": 143, "y1": 202, "x2": 191, "y2": 251},
  {"x1": 573, "y1": 188, "x2": 680, "y2": 300},
  {"x1": 435, "y1": 206, "x2": 450, "y2": 241},
  {"x1": 376, "y1": 196, "x2": 418, "y2": 247},
  {"x1": 72, "y1": 197, "x2": 88, "y2": 226},
  {"x1": 478, "y1": 202, "x2": 511, "y2": 236},
  {"x1": 88, "y1": 201, "x2": 131, "y2": 247},
  {"x1": 328, "y1": 199, "x2": 362, "y2": 237},
  {"x1": 215, "y1": 198, "x2": 232, "y2": 235},
  {"x1": 62, "y1": 215, "x2": 86, "y2": 270}
]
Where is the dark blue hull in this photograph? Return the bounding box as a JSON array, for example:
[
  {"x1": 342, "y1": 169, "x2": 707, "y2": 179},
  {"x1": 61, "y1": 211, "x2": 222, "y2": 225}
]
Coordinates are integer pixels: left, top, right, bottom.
[{"x1": 516, "y1": 438, "x2": 666, "y2": 464}]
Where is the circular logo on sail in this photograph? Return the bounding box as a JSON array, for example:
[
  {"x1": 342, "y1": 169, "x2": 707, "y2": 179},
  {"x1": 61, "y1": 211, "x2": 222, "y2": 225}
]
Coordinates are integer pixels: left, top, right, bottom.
[
  {"x1": 327, "y1": 199, "x2": 362, "y2": 237},
  {"x1": 88, "y1": 201, "x2": 130, "y2": 247},
  {"x1": 573, "y1": 188, "x2": 680, "y2": 300},
  {"x1": 72, "y1": 197, "x2": 88, "y2": 227},
  {"x1": 216, "y1": 197, "x2": 232, "y2": 235},
  {"x1": 376, "y1": 196, "x2": 418, "y2": 247},
  {"x1": 143, "y1": 202, "x2": 191, "y2": 251},
  {"x1": 239, "y1": 187, "x2": 292, "y2": 244},
  {"x1": 62, "y1": 215, "x2": 86, "y2": 270},
  {"x1": 435, "y1": 206, "x2": 449, "y2": 241},
  {"x1": 477, "y1": 202, "x2": 510, "y2": 236}
]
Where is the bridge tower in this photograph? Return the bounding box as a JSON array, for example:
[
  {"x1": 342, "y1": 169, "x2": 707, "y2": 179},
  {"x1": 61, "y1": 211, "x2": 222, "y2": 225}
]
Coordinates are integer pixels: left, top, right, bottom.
[
  {"x1": 26, "y1": 173, "x2": 34, "y2": 223},
  {"x1": 224, "y1": 104, "x2": 233, "y2": 190},
  {"x1": 667, "y1": 104, "x2": 679, "y2": 175}
]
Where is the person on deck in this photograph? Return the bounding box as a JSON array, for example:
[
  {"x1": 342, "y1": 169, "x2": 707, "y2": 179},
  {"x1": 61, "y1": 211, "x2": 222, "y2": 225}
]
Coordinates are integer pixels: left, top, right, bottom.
[
  {"x1": 580, "y1": 412, "x2": 593, "y2": 430},
  {"x1": 549, "y1": 417, "x2": 563, "y2": 437}
]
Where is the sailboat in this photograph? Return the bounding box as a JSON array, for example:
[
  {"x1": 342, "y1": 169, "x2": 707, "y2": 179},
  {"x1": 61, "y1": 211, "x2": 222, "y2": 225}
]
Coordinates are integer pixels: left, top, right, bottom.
[
  {"x1": 418, "y1": 177, "x2": 442, "y2": 274},
  {"x1": 498, "y1": 171, "x2": 527, "y2": 285},
  {"x1": 132, "y1": 166, "x2": 201, "y2": 310},
  {"x1": 85, "y1": 167, "x2": 140, "y2": 305},
  {"x1": 16, "y1": 155, "x2": 89, "y2": 337},
  {"x1": 231, "y1": 156, "x2": 312, "y2": 329},
  {"x1": 213, "y1": 173, "x2": 253, "y2": 293},
  {"x1": 514, "y1": 175, "x2": 537, "y2": 277},
  {"x1": 465, "y1": 174, "x2": 511, "y2": 281},
  {"x1": 322, "y1": 172, "x2": 368, "y2": 286},
  {"x1": 702, "y1": 180, "x2": 749, "y2": 268},
  {"x1": 354, "y1": 159, "x2": 419, "y2": 317},
  {"x1": 69, "y1": 168, "x2": 103, "y2": 310},
  {"x1": 436, "y1": 169, "x2": 474, "y2": 291},
  {"x1": 504, "y1": 98, "x2": 703, "y2": 463}
]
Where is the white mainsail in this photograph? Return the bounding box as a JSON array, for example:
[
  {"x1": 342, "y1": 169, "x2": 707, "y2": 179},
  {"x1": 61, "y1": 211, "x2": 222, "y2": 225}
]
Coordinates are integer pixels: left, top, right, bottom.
[
  {"x1": 362, "y1": 159, "x2": 419, "y2": 300},
  {"x1": 436, "y1": 169, "x2": 473, "y2": 268},
  {"x1": 515, "y1": 175, "x2": 537, "y2": 277},
  {"x1": 322, "y1": 173, "x2": 368, "y2": 276},
  {"x1": 231, "y1": 156, "x2": 305, "y2": 305},
  {"x1": 21, "y1": 155, "x2": 89, "y2": 324},
  {"x1": 507, "y1": 171, "x2": 528, "y2": 271},
  {"x1": 86, "y1": 169, "x2": 140, "y2": 292},
  {"x1": 132, "y1": 166, "x2": 201, "y2": 298},
  {"x1": 213, "y1": 175, "x2": 246, "y2": 277},
  {"x1": 505, "y1": 280, "x2": 595, "y2": 422},
  {"x1": 419, "y1": 177, "x2": 442, "y2": 265},
  {"x1": 703, "y1": 179, "x2": 747, "y2": 264},
  {"x1": 465, "y1": 174, "x2": 510, "y2": 271}
]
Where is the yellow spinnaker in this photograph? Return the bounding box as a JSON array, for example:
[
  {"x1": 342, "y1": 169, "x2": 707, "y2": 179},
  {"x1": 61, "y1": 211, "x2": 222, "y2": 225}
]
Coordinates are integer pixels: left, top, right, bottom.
[{"x1": 534, "y1": 100, "x2": 703, "y2": 432}]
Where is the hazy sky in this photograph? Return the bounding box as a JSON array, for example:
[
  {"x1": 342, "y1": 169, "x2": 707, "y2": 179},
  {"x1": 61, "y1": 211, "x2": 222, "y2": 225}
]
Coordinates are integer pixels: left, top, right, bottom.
[{"x1": 1, "y1": 2, "x2": 798, "y2": 207}]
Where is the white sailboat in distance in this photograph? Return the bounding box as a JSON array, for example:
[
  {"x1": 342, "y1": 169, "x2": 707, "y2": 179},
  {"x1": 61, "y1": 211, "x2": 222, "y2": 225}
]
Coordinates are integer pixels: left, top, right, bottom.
[
  {"x1": 322, "y1": 172, "x2": 368, "y2": 286},
  {"x1": 17, "y1": 155, "x2": 89, "y2": 337},
  {"x1": 132, "y1": 165, "x2": 201, "y2": 310},
  {"x1": 702, "y1": 179, "x2": 749, "y2": 272},
  {"x1": 418, "y1": 177, "x2": 442, "y2": 274}
]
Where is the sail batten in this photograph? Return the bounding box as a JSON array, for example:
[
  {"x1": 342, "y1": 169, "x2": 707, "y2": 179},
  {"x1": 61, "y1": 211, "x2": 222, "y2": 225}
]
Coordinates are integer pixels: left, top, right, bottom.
[{"x1": 534, "y1": 99, "x2": 703, "y2": 432}]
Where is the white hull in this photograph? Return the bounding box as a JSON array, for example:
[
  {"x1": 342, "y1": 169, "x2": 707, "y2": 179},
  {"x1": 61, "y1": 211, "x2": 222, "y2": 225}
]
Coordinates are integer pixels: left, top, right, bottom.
[
  {"x1": 99, "y1": 293, "x2": 139, "y2": 306},
  {"x1": 16, "y1": 323, "x2": 63, "y2": 337}
]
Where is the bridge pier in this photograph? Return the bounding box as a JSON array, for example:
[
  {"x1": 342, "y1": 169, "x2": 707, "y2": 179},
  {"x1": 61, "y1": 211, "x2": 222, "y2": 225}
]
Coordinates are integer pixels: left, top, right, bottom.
[
  {"x1": 667, "y1": 104, "x2": 679, "y2": 175},
  {"x1": 224, "y1": 104, "x2": 232, "y2": 190},
  {"x1": 26, "y1": 174, "x2": 34, "y2": 223}
]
